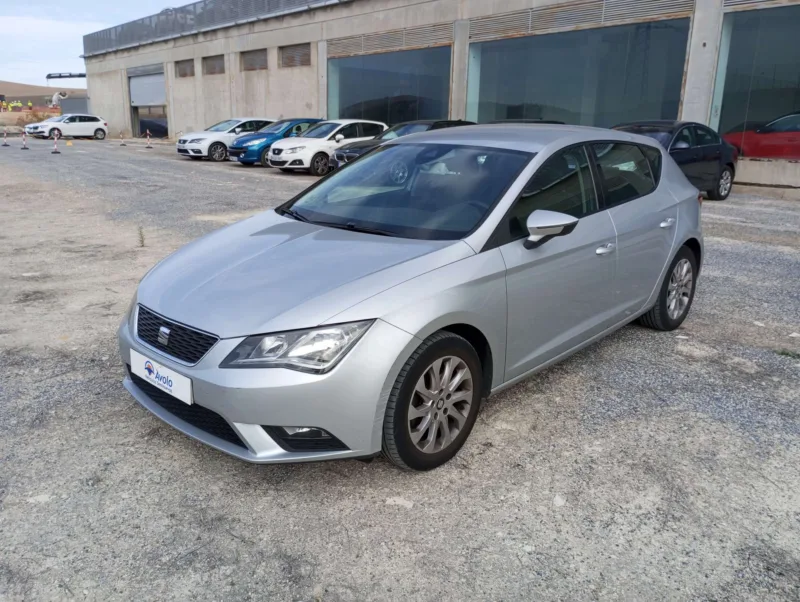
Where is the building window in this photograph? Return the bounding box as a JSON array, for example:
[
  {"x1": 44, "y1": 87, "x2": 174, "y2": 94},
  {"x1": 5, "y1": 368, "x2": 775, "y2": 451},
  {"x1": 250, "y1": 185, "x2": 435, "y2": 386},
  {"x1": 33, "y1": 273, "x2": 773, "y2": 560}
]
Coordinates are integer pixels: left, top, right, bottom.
[
  {"x1": 712, "y1": 5, "x2": 800, "y2": 160},
  {"x1": 280, "y1": 43, "x2": 311, "y2": 68},
  {"x1": 202, "y1": 54, "x2": 225, "y2": 75},
  {"x1": 328, "y1": 46, "x2": 451, "y2": 125},
  {"x1": 175, "y1": 59, "x2": 195, "y2": 78},
  {"x1": 466, "y1": 19, "x2": 690, "y2": 127},
  {"x1": 241, "y1": 49, "x2": 268, "y2": 71}
]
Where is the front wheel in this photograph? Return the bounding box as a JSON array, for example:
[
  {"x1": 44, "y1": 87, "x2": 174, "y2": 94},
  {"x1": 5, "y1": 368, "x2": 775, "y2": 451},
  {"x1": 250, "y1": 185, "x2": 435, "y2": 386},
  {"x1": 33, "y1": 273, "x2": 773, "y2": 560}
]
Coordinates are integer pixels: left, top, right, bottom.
[
  {"x1": 638, "y1": 245, "x2": 698, "y2": 331},
  {"x1": 94, "y1": 129, "x2": 106, "y2": 140},
  {"x1": 310, "y1": 152, "x2": 329, "y2": 177},
  {"x1": 208, "y1": 142, "x2": 227, "y2": 162},
  {"x1": 260, "y1": 147, "x2": 272, "y2": 167},
  {"x1": 708, "y1": 166, "x2": 733, "y2": 201},
  {"x1": 382, "y1": 332, "x2": 483, "y2": 471},
  {"x1": 49, "y1": 128, "x2": 62, "y2": 139}
]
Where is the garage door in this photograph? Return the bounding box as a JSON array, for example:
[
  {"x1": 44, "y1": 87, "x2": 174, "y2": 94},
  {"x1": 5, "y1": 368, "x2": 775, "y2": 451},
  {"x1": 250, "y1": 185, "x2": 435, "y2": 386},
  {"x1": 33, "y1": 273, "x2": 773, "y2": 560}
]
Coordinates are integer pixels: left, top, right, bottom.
[{"x1": 128, "y1": 64, "x2": 166, "y2": 107}]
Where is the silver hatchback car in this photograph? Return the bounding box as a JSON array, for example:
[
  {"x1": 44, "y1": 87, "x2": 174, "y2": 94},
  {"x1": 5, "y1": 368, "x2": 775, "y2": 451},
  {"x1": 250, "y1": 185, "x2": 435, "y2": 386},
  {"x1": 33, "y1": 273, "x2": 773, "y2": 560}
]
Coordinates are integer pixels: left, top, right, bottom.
[{"x1": 119, "y1": 125, "x2": 702, "y2": 471}]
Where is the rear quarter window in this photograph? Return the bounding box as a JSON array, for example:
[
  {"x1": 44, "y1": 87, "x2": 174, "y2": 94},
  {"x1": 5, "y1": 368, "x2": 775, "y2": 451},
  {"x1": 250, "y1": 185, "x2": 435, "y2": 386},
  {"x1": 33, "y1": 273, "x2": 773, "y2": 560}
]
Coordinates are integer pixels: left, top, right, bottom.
[{"x1": 640, "y1": 145, "x2": 662, "y2": 187}]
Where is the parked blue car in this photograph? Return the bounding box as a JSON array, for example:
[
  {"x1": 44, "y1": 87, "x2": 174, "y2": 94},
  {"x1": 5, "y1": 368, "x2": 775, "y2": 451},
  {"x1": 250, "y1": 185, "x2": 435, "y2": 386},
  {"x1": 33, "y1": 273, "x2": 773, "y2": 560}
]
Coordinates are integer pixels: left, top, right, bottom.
[{"x1": 228, "y1": 118, "x2": 323, "y2": 166}]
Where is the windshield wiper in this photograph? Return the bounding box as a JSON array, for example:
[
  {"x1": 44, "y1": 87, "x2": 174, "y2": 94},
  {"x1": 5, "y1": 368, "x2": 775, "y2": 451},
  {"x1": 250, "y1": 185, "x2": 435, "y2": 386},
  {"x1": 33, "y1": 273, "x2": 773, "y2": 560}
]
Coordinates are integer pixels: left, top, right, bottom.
[
  {"x1": 317, "y1": 220, "x2": 398, "y2": 237},
  {"x1": 279, "y1": 207, "x2": 310, "y2": 223}
]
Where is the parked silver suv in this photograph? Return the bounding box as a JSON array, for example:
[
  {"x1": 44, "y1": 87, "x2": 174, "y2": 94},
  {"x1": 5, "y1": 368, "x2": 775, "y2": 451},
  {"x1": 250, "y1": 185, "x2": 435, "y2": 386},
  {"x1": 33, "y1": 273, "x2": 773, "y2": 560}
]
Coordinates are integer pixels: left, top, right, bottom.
[{"x1": 119, "y1": 125, "x2": 702, "y2": 471}]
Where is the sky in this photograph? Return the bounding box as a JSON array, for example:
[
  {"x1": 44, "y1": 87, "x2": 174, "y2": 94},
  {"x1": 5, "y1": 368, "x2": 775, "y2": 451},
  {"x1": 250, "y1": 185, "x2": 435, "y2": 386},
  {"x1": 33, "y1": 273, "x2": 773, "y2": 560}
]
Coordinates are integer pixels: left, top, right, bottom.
[{"x1": 0, "y1": 1, "x2": 175, "y2": 88}]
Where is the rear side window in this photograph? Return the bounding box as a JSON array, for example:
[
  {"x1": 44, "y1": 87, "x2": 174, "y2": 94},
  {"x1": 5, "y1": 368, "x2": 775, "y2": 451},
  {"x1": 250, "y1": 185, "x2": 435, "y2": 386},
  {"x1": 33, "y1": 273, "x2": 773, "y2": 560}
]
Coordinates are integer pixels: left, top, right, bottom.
[
  {"x1": 360, "y1": 123, "x2": 384, "y2": 137},
  {"x1": 591, "y1": 143, "x2": 655, "y2": 207},
  {"x1": 640, "y1": 145, "x2": 662, "y2": 187}
]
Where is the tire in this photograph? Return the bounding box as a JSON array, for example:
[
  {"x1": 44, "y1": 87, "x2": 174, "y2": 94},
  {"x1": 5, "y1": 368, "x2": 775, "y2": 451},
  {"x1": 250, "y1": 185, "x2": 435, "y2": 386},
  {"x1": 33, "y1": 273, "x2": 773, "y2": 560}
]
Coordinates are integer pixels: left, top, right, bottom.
[
  {"x1": 382, "y1": 331, "x2": 484, "y2": 471},
  {"x1": 49, "y1": 128, "x2": 62, "y2": 140},
  {"x1": 707, "y1": 166, "x2": 733, "y2": 201},
  {"x1": 638, "y1": 245, "x2": 698, "y2": 332},
  {"x1": 260, "y1": 148, "x2": 272, "y2": 167},
  {"x1": 310, "y1": 152, "x2": 330, "y2": 177},
  {"x1": 93, "y1": 129, "x2": 106, "y2": 140},
  {"x1": 208, "y1": 142, "x2": 227, "y2": 162}
]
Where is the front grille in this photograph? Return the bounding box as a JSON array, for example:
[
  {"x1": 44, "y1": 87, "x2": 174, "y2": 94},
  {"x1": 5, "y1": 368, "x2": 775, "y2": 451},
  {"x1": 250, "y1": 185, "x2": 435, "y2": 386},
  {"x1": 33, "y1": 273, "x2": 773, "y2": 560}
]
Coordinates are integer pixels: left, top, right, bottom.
[
  {"x1": 178, "y1": 139, "x2": 187, "y2": 144},
  {"x1": 128, "y1": 369, "x2": 246, "y2": 449},
  {"x1": 272, "y1": 148, "x2": 283, "y2": 156},
  {"x1": 177, "y1": 148, "x2": 189, "y2": 154},
  {"x1": 270, "y1": 160, "x2": 287, "y2": 167},
  {"x1": 136, "y1": 306, "x2": 218, "y2": 364},
  {"x1": 228, "y1": 149, "x2": 244, "y2": 156}
]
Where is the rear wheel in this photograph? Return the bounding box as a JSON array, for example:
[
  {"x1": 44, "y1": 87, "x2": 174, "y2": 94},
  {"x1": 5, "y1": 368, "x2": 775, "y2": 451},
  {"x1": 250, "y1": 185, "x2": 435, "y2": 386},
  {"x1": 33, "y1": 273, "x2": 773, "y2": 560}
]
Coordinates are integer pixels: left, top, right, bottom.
[
  {"x1": 310, "y1": 152, "x2": 329, "y2": 177},
  {"x1": 708, "y1": 166, "x2": 733, "y2": 201},
  {"x1": 638, "y1": 245, "x2": 698, "y2": 331},
  {"x1": 93, "y1": 129, "x2": 106, "y2": 140},
  {"x1": 382, "y1": 332, "x2": 483, "y2": 471},
  {"x1": 208, "y1": 142, "x2": 227, "y2": 162}
]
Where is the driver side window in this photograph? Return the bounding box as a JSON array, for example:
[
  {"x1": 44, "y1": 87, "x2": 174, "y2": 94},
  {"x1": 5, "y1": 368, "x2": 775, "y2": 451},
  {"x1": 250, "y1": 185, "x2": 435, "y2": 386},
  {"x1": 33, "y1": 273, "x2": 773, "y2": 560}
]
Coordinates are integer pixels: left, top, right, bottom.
[
  {"x1": 507, "y1": 146, "x2": 598, "y2": 240},
  {"x1": 336, "y1": 124, "x2": 360, "y2": 140},
  {"x1": 673, "y1": 127, "x2": 694, "y2": 148}
]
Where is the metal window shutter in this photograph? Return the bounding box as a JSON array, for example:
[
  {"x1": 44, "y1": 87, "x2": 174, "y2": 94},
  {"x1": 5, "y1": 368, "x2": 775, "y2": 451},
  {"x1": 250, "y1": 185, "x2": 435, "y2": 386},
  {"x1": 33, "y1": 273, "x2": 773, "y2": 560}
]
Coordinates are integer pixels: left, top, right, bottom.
[
  {"x1": 328, "y1": 23, "x2": 454, "y2": 58},
  {"x1": 281, "y1": 43, "x2": 311, "y2": 67},
  {"x1": 470, "y1": 0, "x2": 695, "y2": 41},
  {"x1": 722, "y1": 0, "x2": 777, "y2": 6},
  {"x1": 129, "y1": 73, "x2": 166, "y2": 107}
]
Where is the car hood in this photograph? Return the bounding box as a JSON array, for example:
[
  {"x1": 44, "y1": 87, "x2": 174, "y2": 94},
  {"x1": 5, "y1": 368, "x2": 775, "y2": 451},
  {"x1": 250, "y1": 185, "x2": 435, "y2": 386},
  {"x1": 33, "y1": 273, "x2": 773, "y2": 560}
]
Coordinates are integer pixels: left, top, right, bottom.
[
  {"x1": 137, "y1": 211, "x2": 473, "y2": 338},
  {"x1": 271, "y1": 136, "x2": 325, "y2": 150},
  {"x1": 27, "y1": 122, "x2": 49, "y2": 128},
  {"x1": 231, "y1": 132, "x2": 281, "y2": 147},
  {"x1": 339, "y1": 139, "x2": 380, "y2": 153}
]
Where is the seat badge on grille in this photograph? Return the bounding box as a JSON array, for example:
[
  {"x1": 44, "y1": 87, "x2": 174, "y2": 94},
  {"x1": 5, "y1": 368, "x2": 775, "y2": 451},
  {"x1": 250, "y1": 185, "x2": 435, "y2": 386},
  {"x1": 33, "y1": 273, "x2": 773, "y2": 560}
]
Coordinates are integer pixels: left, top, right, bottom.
[{"x1": 158, "y1": 326, "x2": 171, "y2": 346}]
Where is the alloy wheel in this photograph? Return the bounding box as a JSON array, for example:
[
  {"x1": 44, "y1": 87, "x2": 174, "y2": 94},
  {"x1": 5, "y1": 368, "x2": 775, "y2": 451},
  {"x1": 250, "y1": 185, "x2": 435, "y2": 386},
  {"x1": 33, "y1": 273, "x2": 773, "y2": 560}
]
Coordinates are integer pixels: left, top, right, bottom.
[
  {"x1": 719, "y1": 170, "x2": 732, "y2": 197},
  {"x1": 667, "y1": 258, "x2": 693, "y2": 321},
  {"x1": 313, "y1": 154, "x2": 328, "y2": 175},
  {"x1": 408, "y1": 356, "x2": 473, "y2": 454},
  {"x1": 210, "y1": 144, "x2": 227, "y2": 162}
]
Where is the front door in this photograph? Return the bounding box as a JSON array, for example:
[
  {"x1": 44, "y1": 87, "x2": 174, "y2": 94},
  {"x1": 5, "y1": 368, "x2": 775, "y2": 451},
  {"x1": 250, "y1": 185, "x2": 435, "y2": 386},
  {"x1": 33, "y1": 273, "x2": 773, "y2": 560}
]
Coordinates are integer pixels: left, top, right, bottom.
[
  {"x1": 669, "y1": 126, "x2": 703, "y2": 189},
  {"x1": 499, "y1": 145, "x2": 618, "y2": 380},
  {"x1": 591, "y1": 142, "x2": 678, "y2": 319}
]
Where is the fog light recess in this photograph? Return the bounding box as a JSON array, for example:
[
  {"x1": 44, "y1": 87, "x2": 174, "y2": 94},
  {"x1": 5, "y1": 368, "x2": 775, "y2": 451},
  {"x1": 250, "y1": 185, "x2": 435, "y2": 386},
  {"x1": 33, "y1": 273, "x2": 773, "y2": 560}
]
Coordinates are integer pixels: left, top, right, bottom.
[{"x1": 262, "y1": 426, "x2": 349, "y2": 452}]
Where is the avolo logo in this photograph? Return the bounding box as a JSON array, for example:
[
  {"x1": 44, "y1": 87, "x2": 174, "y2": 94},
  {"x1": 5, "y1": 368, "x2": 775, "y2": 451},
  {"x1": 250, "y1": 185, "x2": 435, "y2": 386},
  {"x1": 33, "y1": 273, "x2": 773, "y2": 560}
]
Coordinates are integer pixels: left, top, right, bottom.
[{"x1": 144, "y1": 360, "x2": 173, "y2": 389}]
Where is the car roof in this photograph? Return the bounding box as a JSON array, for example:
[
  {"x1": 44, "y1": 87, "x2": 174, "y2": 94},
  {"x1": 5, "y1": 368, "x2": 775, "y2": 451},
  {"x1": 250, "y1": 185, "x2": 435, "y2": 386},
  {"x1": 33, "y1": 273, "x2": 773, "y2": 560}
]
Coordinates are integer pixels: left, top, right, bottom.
[
  {"x1": 614, "y1": 120, "x2": 704, "y2": 132},
  {"x1": 232, "y1": 117, "x2": 279, "y2": 121},
  {"x1": 325, "y1": 119, "x2": 386, "y2": 125},
  {"x1": 387, "y1": 124, "x2": 650, "y2": 153}
]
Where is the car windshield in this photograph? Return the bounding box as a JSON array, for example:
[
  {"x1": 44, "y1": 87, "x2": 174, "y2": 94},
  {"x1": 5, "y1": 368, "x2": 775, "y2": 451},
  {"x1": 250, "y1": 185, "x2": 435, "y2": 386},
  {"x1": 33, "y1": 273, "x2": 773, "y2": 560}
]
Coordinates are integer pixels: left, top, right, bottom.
[
  {"x1": 282, "y1": 143, "x2": 533, "y2": 240},
  {"x1": 49, "y1": 115, "x2": 67, "y2": 122},
  {"x1": 302, "y1": 123, "x2": 339, "y2": 139},
  {"x1": 206, "y1": 119, "x2": 240, "y2": 132},
  {"x1": 379, "y1": 123, "x2": 432, "y2": 140},
  {"x1": 258, "y1": 120, "x2": 291, "y2": 134},
  {"x1": 615, "y1": 126, "x2": 673, "y2": 148}
]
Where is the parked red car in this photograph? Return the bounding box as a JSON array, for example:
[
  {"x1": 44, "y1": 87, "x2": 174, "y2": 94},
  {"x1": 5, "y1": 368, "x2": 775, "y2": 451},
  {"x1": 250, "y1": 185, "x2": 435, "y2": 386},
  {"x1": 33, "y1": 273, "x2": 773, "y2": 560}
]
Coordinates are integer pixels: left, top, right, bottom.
[{"x1": 723, "y1": 113, "x2": 800, "y2": 160}]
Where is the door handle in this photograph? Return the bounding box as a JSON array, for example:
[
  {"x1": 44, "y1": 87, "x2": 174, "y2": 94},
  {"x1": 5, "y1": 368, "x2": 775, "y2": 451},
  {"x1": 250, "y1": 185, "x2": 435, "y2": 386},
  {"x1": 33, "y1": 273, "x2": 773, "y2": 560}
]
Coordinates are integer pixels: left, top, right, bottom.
[
  {"x1": 660, "y1": 218, "x2": 676, "y2": 229},
  {"x1": 595, "y1": 243, "x2": 616, "y2": 256}
]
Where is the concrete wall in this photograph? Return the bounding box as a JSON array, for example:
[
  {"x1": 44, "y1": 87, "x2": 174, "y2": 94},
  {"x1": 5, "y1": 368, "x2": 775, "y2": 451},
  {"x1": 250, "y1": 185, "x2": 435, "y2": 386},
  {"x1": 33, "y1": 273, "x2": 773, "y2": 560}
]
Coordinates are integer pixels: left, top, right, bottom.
[{"x1": 86, "y1": 69, "x2": 130, "y2": 136}]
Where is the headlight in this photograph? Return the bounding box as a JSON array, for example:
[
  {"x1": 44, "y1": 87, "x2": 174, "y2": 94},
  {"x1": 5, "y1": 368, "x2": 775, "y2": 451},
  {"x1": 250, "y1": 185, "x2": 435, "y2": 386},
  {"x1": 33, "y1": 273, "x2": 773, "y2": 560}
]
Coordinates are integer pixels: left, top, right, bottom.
[
  {"x1": 220, "y1": 321, "x2": 373, "y2": 373},
  {"x1": 284, "y1": 146, "x2": 306, "y2": 154},
  {"x1": 188, "y1": 138, "x2": 204, "y2": 144},
  {"x1": 243, "y1": 138, "x2": 266, "y2": 147},
  {"x1": 125, "y1": 293, "x2": 138, "y2": 331}
]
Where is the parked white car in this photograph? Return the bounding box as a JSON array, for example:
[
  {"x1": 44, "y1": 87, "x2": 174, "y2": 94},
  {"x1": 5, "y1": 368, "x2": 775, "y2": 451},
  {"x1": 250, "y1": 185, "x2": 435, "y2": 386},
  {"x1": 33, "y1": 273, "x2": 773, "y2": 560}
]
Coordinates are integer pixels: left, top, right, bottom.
[
  {"x1": 269, "y1": 119, "x2": 387, "y2": 176},
  {"x1": 177, "y1": 118, "x2": 276, "y2": 162},
  {"x1": 25, "y1": 114, "x2": 108, "y2": 139}
]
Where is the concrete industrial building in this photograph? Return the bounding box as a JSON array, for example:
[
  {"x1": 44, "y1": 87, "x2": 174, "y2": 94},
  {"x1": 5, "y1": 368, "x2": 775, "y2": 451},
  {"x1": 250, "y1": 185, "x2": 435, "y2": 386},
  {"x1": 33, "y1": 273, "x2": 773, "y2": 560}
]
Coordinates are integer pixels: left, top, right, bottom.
[{"x1": 84, "y1": 0, "x2": 800, "y2": 187}]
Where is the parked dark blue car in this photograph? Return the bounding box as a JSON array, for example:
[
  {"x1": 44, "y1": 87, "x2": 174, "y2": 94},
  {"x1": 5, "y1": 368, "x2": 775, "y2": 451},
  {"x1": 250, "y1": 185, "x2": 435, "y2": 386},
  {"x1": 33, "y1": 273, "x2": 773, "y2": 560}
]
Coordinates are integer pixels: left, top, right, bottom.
[{"x1": 228, "y1": 118, "x2": 322, "y2": 166}]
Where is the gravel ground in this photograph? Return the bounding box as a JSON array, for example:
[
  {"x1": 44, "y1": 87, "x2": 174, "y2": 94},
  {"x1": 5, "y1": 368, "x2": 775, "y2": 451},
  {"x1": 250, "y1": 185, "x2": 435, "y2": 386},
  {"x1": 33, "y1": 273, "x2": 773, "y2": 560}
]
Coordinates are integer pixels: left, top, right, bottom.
[{"x1": 1, "y1": 139, "x2": 799, "y2": 601}]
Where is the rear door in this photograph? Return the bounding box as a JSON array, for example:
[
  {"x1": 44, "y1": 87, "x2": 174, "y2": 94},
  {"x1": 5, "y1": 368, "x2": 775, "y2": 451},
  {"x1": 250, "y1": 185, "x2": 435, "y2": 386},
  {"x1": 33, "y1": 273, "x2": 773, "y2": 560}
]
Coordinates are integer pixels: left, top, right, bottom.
[
  {"x1": 59, "y1": 116, "x2": 81, "y2": 137},
  {"x1": 499, "y1": 144, "x2": 619, "y2": 379},
  {"x1": 668, "y1": 126, "x2": 703, "y2": 188},
  {"x1": 591, "y1": 142, "x2": 677, "y2": 319},
  {"x1": 359, "y1": 122, "x2": 385, "y2": 140},
  {"x1": 692, "y1": 125, "x2": 723, "y2": 189}
]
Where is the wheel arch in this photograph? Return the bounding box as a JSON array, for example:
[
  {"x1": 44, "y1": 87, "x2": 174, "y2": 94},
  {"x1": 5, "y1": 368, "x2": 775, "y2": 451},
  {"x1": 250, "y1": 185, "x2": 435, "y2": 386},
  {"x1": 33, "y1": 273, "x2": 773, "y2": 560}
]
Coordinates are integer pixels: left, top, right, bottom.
[
  {"x1": 439, "y1": 323, "x2": 493, "y2": 399},
  {"x1": 683, "y1": 237, "x2": 702, "y2": 274}
]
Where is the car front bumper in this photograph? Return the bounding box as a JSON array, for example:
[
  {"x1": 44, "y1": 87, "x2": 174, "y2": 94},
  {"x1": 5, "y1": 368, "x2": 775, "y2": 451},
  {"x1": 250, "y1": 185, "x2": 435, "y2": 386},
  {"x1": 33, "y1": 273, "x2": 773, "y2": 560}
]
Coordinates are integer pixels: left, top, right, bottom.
[
  {"x1": 118, "y1": 310, "x2": 417, "y2": 463},
  {"x1": 176, "y1": 142, "x2": 210, "y2": 157},
  {"x1": 269, "y1": 149, "x2": 313, "y2": 169},
  {"x1": 228, "y1": 146, "x2": 262, "y2": 163}
]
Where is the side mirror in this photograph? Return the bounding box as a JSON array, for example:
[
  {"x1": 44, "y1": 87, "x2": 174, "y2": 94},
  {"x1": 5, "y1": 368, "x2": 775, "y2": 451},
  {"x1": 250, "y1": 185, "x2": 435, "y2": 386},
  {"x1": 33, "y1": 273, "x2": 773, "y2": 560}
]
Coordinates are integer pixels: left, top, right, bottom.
[
  {"x1": 524, "y1": 210, "x2": 579, "y2": 249},
  {"x1": 672, "y1": 140, "x2": 690, "y2": 151},
  {"x1": 335, "y1": 133, "x2": 344, "y2": 143},
  {"x1": 234, "y1": 127, "x2": 242, "y2": 134}
]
